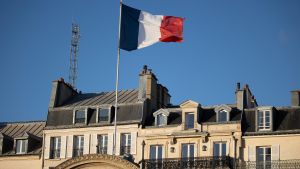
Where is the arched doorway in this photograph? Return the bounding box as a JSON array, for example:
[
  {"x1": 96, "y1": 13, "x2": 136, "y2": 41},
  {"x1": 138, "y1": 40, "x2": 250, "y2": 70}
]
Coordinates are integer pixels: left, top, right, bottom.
[{"x1": 54, "y1": 154, "x2": 139, "y2": 169}]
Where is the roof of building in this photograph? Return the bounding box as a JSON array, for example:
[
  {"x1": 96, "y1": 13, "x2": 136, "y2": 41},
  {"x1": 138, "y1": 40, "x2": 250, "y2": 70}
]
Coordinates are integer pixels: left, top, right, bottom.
[
  {"x1": 59, "y1": 89, "x2": 139, "y2": 108},
  {"x1": 0, "y1": 121, "x2": 45, "y2": 156},
  {"x1": 242, "y1": 107, "x2": 300, "y2": 135}
]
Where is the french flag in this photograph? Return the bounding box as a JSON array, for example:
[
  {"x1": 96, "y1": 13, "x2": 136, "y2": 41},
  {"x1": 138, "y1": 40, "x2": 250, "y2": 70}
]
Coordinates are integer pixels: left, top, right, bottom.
[{"x1": 120, "y1": 4, "x2": 184, "y2": 51}]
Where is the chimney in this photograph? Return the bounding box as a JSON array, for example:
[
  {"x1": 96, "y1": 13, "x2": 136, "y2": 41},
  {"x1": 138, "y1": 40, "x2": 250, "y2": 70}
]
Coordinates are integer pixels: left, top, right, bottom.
[
  {"x1": 138, "y1": 65, "x2": 171, "y2": 112},
  {"x1": 49, "y1": 78, "x2": 78, "y2": 108},
  {"x1": 236, "y1": 83, "x2": 257, "y2": 110},
  {"x1": 291, "y1": 90, "x2": 300, "y2": 107}
]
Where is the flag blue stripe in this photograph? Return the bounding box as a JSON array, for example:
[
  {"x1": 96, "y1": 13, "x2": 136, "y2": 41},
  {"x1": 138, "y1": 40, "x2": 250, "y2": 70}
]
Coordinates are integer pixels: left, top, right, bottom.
[{"x1": 120, "y1": 4, "x2": 141, "y2": 51}]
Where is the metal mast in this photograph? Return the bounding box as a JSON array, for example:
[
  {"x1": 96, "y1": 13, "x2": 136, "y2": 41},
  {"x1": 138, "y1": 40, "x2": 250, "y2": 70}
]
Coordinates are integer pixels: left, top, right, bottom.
[{"x1": 69, "y1": 22, "x2": 80, "y2": 88}]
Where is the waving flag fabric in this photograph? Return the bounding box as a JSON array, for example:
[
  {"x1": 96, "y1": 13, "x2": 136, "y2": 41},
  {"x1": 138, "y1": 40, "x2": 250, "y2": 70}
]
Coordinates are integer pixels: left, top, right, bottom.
[{"x1": 120, "y1": 4, "x2": 184, "y2": 51}]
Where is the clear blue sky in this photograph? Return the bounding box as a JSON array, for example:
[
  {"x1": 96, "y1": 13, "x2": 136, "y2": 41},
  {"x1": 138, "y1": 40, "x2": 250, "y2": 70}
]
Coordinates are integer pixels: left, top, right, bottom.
[{"x1": 1, "y1": 0, "x2": 300, "y2": 122}]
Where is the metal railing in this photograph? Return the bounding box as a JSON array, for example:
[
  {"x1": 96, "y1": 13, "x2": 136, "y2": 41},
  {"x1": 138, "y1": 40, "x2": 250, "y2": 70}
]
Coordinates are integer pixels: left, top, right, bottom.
[
  {"x1": 73, "y1": 148, "x2": 83, "y2": 157},
  {"x1": 142, "y1": 157, "x2": 300, "y2": 169},
  {"x1": 50, "y1": 149, "x2": 60, "y2": 159},
  {"x1": 120, "y1": 146, "x2": 131, "y2": 155},
  {"x1": 236, "y1": 160, "x2": 300, "y2": 169},
  {"x1": 97, "y1": 146, "x2": 107, "y2": 154},
  {"x1": 142, "y1": 156, "x2": 232, "y2": 169}
]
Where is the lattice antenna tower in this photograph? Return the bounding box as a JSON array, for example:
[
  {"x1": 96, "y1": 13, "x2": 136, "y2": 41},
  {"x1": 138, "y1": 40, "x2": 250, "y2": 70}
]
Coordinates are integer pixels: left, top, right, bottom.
[{"x1": 69, "y1": 22, "x2": 80, "y2": 88}]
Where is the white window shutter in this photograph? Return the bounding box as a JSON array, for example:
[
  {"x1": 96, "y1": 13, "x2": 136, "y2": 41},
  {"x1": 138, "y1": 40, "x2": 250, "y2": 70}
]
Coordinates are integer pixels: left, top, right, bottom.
[
  {"x1": 107, "y1": 133, "x2": 113, "y2": 155},
  {"x1": 60, "y1": 136, "x2": 66, "y2": 158},
  {"x1": 67, "y1": 135, "x2": 73, "y2": 158},
  {"x1": 131, "y1": 132, "x2": 137, "y2": 155},
  {"x1": 271, "y1": 144, "x2": 280, "y2": 161},
  {"x1": 248, "y1": 146, "x2": 256, "y2": 161},
  {"x1": 44, "y1": 136, "x2": 50, "y2": 159},
  {"x1": 83, "y1": 134, "x2": 90, "y2": 155},
  {"x1": 116, "y1": 133, "x2": 121, "y2": 155},
  {"x1": 90, "y1": 134, "x2": 97, "y2": 154}
]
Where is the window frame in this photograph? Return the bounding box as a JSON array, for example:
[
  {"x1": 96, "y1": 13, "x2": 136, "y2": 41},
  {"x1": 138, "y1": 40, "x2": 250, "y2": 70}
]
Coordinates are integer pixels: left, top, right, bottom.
[
  {"x1": 16, "y1": 139, "x2": 27, "y2": 154},
  {"x1": 256, "y1": 146, "x2": 271, "y2": 169},
  {"x1": 97, "y1": 107, "x2": 111, "y2": 123},
  {"x1": 73, "y1": 109, "x2": 87, "y2": 124},
  {"x1": 181, "y1": 143, "x2": 195, "y2": 159},
  {"x1": 185, "y1": 113, "x2": 195, "y2": 129},
  {"x1": 120, "y1": 133, "x2": 131, "y2": 155},
  {"x1": 156, "y1": 114, "x2": 167, "y2": 126},
  {"x1": 73, "y1": 135, "x2": 84, "y2": 157},
  {"x1": 97, "y1": 134, "x2": 108, "y2": 154},
  {"x1": 213, "y1": 142, "x2": 227, "y2": 157},
  {"x1": 217, "y1": 109, "x2": 229, "y2": 122},
  {"x1": 50, "y1": 136, "x2": 61, "y2": 159},
  {"x1": 256, "y1": 107, "x2": 273, "y2": 131},
  {"x1": 150, "y1": 145, "x2": 163, "y2": 160}
]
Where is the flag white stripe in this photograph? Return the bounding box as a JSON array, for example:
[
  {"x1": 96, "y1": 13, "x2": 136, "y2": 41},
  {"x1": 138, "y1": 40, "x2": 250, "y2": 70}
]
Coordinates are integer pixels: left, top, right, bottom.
[{"x1": 137, "y1": 11, "x2": 163, "y2": 49}]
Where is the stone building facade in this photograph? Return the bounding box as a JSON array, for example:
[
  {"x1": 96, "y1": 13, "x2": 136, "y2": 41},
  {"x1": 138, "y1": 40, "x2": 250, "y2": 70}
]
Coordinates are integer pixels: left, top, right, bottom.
[{"x1": 0, "y1": 66, "x2": 300, "y2": 168}]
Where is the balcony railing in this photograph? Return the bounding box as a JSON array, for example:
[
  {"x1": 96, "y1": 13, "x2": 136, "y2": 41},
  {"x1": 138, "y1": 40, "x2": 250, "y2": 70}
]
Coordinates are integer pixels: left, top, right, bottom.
[
  {"x1": 97, "y1": 146, "x2": 107, "y2": 154},
  {"x1": 143, "y1": 156, "x2": 232, "y2": 169},
  {"x1": 236, "y1": 160, "x2": 300, "y2": 169},
  {"x1": 120, "y1": 146, "x2": 131, "y2": 155},
  {"x1": 141, "y1": 157, "x2": 300, "y2": 169},
  {"x1": 73, "y1": 148, "x2": 83, "y2": 157},
  {"x1": 50, "y1": 149, "x2": 60, "y2": 159}
]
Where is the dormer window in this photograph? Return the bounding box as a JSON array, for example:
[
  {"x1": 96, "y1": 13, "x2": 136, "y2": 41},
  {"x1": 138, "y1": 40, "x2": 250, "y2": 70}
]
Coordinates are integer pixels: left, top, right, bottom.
[
  {"x1": 74, "y1": 109, "x2": 86, "y2": 124},
  {"x1": 98, "y1": 108, "x2": 110, "y2": 122},
  {"x1": 214, "y1": 105, "x2": 232, "y2": 123},
  {"x1": 185, "y1": 113, "x2": 194, "y2": 129},
  {"x1": 258, "y1": 110, "x2": 271, "y2": 130},
  {"x1": 16, "y1": 139, "x2": 27, "y2": 154},
  {"x1": 157, "y1": 114, "x2": 167, "y2": 126},
  {"x1": 153, "y1": 109, "x2": 170, "y2": 127},
  {"x1": 217, "y1": 110, "x2": 229, "y2": 122},
  {"x1": 256, "y1": 107, "x2": 273, "y2": 131}
]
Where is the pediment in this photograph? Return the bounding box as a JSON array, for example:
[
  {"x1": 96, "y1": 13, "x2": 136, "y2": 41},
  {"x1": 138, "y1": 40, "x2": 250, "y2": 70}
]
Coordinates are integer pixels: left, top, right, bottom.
[
  {"x1": 153, "y1": 108, "x2": 169, "y2": 117},
  {"x1": 180, "y1": 100, "x2": 200, "y2": 108},
  {"x1": 214, "y1": 104, "x2": 232, "y2": 113}
]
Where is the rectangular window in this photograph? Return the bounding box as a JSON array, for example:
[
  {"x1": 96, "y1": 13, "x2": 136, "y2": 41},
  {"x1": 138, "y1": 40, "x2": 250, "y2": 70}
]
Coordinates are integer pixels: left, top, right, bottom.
[
  {"x1": 120, "y1": 133, "x2": 131, "y2": 155},
  {"x1": 75, "y1": 110, "x2": 86, "y2": 124},
  {"x1": 50, "y1": 137, "x2": 61, "y2": 159},
  {"x1": 185, "y1": 113, "x2": 194, "y2": 129},
  {"x1": 157, "y1": 114, "x2": 167, "y2": 126},
  {"x1": 98, "y1": 108, "x2": 109, "y2": 122},
  {"x1": 213, "y1": 142, "x2": 226, "y2": 157},
  {"x1": 150, "y1": 145, "x2": 163, "y2": 160},
  {"x1": 97, "y1": 135, "x2": 108, "y2": 154},
  {"x1": 258, "y1": 110, "x2": 271, "y2": 130},
  {"x1": 218, "y1": 110, "x2": 228, "y2": 122},
  {"x1": 73, "y1": 135, "x2": 84, "y2": 157},
  {"x1": 257, "y1": 147, "x2": 271, "y2": 169},
  {"x1": 181, "y1": 143, "x2": 195, "y2": 159},
  {"x1": 16, "y1": 139, "x2": 27, "y2": 154}
]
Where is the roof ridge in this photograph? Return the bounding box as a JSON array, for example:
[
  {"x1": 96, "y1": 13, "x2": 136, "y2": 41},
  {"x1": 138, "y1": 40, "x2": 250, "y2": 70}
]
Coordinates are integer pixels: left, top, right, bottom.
[{"x1": 0, "y1": 120, "x2": 46, "y2": 125}]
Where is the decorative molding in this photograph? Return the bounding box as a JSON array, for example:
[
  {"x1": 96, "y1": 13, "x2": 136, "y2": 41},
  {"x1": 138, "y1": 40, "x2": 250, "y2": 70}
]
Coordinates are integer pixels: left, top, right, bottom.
[
  {"x1": 54, "y1": 154, "x2": 139, "y2": 169},
  {"x1": 214, "y1": 104, "x2": 232, "y2": 113}
]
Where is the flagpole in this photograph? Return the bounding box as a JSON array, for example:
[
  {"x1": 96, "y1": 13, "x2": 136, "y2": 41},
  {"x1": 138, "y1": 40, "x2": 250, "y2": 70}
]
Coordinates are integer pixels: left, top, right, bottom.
[{"x1": 113, "y1": 0, "x2": 123, "y2": 155}]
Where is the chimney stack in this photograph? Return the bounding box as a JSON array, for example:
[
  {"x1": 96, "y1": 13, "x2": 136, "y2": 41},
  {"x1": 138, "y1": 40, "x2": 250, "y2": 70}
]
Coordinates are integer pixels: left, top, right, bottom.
[{"x1": 291, "y1": 90, "x2": 300, "y2": 107}]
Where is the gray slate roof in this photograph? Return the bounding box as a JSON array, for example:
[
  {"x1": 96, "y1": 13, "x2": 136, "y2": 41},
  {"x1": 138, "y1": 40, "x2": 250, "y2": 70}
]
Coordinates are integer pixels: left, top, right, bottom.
[
  {"x1": 0, "y1": 121, "x2": 45, "y2": 156},
  {"x1": 60, "y1": 89, "x2": 138, "y2": 108}
]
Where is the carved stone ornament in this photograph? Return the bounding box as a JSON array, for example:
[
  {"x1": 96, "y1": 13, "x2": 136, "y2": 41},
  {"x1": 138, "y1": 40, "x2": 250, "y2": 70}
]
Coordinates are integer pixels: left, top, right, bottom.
[{"x1": 54, "y1": 154, "x2": 139, "y2": 169}]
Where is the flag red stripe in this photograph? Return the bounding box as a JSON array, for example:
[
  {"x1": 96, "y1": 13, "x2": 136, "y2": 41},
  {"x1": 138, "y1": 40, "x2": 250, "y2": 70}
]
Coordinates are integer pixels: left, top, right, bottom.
[{"x1": 159, "y1": 16, "x2": 184, "y2": 42}]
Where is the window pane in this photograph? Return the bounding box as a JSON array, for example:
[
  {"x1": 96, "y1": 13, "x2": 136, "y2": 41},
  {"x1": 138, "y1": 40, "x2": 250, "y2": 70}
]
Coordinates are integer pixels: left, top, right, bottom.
[
  {"x1": 99, "y1": 108, "x2": 109, "y2": 122},
  {"x1": 218, "y1": 110, "x2": 228, "y2": 122},
  {"x1": 221, "y1": 143, "x2": 226, "y2": 156},
  {"x1": 21, "y1": 140, "x2": 26, "y2": 153},
  {"x1": 185, "y1": 113, "x2": 194, "y2": 129},
  {"x1": 157, "y1": 114, "x2": 166, "y2": 126},
  {"x1": 182, "y1": 144, "x2": 188, "y2": 158},
  {"x1": 189, "y1": 144, "x2": 194, "y2": 158},
  {"x1": 213, "y1": 143, "x2": 220, "y2": 157},
  {"x1": 150, "y1": 146, "x2": 156, "y2": 159},
  {"x1": 157, "y1": 146, "x2": 162, "y2": 159},
  {"x1": 16, "y1": 140, "x2": 21, "y2": 153},
  {"x1": 75, "y1": 110, "x2": 85, "y2": 123}
]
